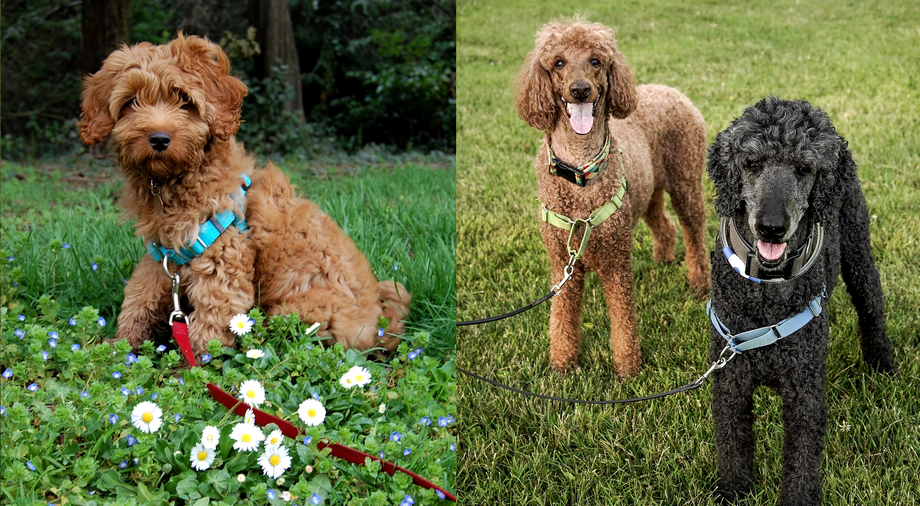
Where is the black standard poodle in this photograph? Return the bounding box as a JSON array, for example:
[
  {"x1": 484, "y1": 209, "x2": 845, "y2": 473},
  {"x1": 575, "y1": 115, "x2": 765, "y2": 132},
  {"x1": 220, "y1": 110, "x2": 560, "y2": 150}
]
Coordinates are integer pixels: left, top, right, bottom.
[{"x1": 705, "y1": 97, "x2": 896, "y2": 505}]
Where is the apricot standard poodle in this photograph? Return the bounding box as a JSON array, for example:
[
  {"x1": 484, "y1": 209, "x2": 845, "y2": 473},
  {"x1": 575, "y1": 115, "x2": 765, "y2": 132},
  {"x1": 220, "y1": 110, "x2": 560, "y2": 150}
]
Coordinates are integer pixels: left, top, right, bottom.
[
  {"x1": 517, "y1": 18, "x2": 710, "y2": 377},
  {"x1": 80, "y1": 34, "x2": 410, "y2": 357}
]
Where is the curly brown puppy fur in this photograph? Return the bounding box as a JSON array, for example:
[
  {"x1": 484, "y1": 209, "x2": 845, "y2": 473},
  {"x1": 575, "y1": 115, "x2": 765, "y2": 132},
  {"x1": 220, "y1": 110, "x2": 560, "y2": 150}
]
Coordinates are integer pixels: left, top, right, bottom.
[
  {"x1": 517, "y1": 19, "x2": 709, "y2": 377},
  {"x1": 80, "y1": 34, "x2": 410, "y2": 357}
]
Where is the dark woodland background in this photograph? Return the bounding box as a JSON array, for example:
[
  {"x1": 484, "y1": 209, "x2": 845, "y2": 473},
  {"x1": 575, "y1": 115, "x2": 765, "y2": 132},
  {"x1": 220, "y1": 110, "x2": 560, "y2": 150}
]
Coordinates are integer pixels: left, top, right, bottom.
[{"x1": 1, "y1": 0, "x2": 456, "y2": 159}]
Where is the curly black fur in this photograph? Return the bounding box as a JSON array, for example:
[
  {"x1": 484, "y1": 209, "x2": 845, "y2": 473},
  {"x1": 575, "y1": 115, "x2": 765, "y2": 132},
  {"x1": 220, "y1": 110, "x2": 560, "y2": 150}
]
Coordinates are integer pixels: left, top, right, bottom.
[{"x1": 706, "y1": 97, "x2": 895, "y2": 505}]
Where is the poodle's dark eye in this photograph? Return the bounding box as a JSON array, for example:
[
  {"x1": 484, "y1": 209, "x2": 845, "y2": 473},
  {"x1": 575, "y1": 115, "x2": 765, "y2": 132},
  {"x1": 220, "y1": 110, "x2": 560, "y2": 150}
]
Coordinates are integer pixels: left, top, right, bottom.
[
  {"x1": 119, "y1": 98, "x2": 138, "y2": 116},
  {"x1": 590, "y1": 58, "x2": 601, "y2": 67},
  {"x1": 797, "y1": 165, "x2": 815, "y2": 177},
  {"x1": 554, "y1": 59, "x2": 565, "y2": 70},
  {"x1": 178, "y1": 92, "x2": 194, "y2": 111}
]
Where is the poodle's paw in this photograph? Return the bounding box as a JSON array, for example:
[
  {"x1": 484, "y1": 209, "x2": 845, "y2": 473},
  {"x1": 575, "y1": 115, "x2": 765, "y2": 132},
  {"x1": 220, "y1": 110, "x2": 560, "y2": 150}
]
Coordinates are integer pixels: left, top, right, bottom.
[
  {"x1": 614, "y1": 355, "x2": 641, "y2": 380},
  {"x1": 866, "y1": 353, "x2": 897, "y2": 375},
  {"x1": 689, "y1": 275, "x2": 710, "y2": 300},
  {"x1": 549, "y1": 347, "x2": 580, "y2": 373},
  {"x1": 652, "y1": 239, "x2": 677, "y2": 264}
]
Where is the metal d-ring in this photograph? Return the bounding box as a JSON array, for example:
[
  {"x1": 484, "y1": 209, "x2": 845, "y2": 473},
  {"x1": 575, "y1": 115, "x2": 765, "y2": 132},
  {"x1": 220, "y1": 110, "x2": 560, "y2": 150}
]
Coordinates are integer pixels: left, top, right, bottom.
[{"x1": 692, "y1": 345, "x2": 738, "y2": 387}]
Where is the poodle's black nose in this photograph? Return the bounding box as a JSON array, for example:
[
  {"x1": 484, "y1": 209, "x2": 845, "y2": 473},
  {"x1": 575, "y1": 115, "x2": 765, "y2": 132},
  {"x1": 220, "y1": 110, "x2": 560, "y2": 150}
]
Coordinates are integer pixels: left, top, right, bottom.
[
  {"x1": 755, "y1": 214, "x2": 788, "y2": 242},
  {"x1": 148, "y1": 131, "x2": 171, "y2": 152},
  {"x1": 570, "y1": 81, "x2": 591, "y2": 101}
]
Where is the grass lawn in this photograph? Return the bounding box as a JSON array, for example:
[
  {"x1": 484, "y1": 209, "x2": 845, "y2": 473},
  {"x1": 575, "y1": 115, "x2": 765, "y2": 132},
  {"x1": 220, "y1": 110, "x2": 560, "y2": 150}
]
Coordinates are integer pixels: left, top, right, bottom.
[
  {"x1": 456, "y1": 0, "x2": 919, "y2": 504},
  {"x1": 0, "y1": 154, "x2": 457, "y2": 504}
]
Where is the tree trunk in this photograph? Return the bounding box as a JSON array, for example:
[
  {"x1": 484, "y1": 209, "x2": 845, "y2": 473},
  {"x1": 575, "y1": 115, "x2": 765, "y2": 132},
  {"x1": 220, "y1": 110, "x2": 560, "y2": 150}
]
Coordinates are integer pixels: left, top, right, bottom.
[
  {"x1": 249, "y1": 0, "x2": 305, "y2": 122},
  {"x1": 80, "y1": 0, "x2": 131, "y2": 76}
]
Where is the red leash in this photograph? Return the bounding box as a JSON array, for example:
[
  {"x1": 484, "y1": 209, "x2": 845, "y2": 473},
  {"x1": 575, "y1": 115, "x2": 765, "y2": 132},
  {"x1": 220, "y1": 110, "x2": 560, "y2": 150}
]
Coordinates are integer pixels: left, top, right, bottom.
[
  {"x1": 206, "y1": 383, "x2": 456, "y2": 502},
  {"x1": 164, "y1": 256, "x2": 454, "y2": 501}
]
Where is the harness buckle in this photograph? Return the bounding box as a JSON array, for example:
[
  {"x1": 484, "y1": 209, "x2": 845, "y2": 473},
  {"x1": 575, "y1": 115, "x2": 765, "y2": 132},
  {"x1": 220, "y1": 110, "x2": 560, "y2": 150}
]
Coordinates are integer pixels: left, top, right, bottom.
[{"x1": 770, "y1": 324, "x2": 783, "y2": 339}]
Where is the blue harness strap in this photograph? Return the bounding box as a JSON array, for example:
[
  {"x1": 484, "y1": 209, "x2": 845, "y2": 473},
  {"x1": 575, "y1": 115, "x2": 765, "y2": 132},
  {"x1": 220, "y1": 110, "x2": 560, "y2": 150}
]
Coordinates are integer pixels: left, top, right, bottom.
[
  {"x1": 707, "y1": 288, "x2": 825, "y2": 353},
  {"x1": 147, "y1": 174, "x2": 251, "y2": 266}
]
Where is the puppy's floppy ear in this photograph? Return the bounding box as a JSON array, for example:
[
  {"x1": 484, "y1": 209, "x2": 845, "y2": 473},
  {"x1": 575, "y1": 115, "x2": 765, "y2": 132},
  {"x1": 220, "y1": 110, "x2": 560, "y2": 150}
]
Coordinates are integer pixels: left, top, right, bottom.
[
  {"x1": 80, "y1": 45, "x2": 143, "y2": 145},
  {"x1": 605, "y1": 49, "x2": 637, "y2": 119},
  {"x1": 707, "y1": 129, "x2": 743, "y2": 217},
  {"x1": 207, "y1": 74, "x2": 249, "y2": 141},
  {"x1": 516, "y1": 50, "x2": 556, "y2": 131}
]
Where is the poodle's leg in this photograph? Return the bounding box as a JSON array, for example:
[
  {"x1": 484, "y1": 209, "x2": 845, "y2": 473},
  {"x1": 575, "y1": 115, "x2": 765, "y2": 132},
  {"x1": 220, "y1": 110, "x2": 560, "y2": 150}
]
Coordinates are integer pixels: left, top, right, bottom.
[
  {"x1": 838, "y1": 184, "x2": 896, "y2": 373},
  {"x1": 116, "y1": 256, "x2": 173, "y2": 348},
  {"x1": 594, "y1": 239, "x2": 641, "y2": 379},
  {"x1": 642, "y1": 186, "x2": 676, "y2": 263},
  {"x1": 777, "y1": 371, "x2": 827, "y2": 506},
  {"x1": 378, "y1": 280, "x2": 411, "y2": 339},
  {"x1": 186, "y1": 242, "x2": 255, "y2": 356},
  {"x1": 548, "y1": 260, "x2": 587, "y2": 372},
  {"x1": 667, "y1": 178, "x2": 711, "y2": 298},
  {"x1": 712, "y1": 359, "x2": 756, "y2": 502}
]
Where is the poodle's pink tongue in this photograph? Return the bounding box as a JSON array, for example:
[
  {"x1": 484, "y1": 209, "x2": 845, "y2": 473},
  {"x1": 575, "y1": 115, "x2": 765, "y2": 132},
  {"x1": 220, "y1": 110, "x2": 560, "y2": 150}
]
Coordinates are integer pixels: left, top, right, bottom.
[
  {"x1": 568, "y1": 102, "x2": 594, "y2": 135},
  {"x1": 757, "y1": 241, "x2": 787, "y2": 261}
]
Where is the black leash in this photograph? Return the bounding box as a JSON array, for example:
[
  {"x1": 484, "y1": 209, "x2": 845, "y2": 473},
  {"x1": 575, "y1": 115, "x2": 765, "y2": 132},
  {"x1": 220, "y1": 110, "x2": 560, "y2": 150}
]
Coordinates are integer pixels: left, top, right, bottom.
[{"x1": 456, "y1": 290, "x2": 556, "y2": 326}]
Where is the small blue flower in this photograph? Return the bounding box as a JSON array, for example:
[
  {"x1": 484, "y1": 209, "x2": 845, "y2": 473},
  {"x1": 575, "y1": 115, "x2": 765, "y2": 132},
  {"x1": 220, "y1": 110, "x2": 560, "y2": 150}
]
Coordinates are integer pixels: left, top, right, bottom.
[
  {"x1": 121, "y1": 387, "x2": 130, "y2": 396},
  {"x1": 379, "y1": 450, "x2": 385, "y2": 459},
  {"x1": 91, "y1": 262, "x2": 98, "y2": 271},
  {"x1": 6, "y1": 256, "x2": 13, "y2": 262},
  {"x1": 125, "y1": 353, "x2": 137, "y2": 364},
  {"x1": 2, "y1": 369, "x2": 11, "y2": 379},
  {"x1": 390, "y1": 431, "x2": 402, "y2": 442},
  {"x1": 48, "y1": 338, "x2": 58, "y2": 348},
  {"x1": 27, "y1": 383, "x2": 38, "y2": 392},
  {"x1": 377, "y1": 328, "x2": 385, "y2": 338},
  {"x1": 201, "y1": 353, "x2": 211, "y2": 363},
  {"x1": 173, "y1": 413, "x2": 182, "y2": 422},
  {"x1": 133, "y1": 458, "x2": 139, "y2": 466},
  {"x1": 17, "y1": 314, "x2": 25, "y2": 322},
  {"x1": 403, "y1": 448, "x2": 412, "y2": 456},
  {"x1": 62, "y1": 243, "x2": 70, "y2": 249},
  {"x1": 122, "y1": 278, "x2": 127, "y2": 284},
  {"x1": 267, "y1": 489, "x2": 276, "y2": 501},
  {"x1": 135, "y1": 386, "x2": 144, "y2": 395},
  {"x1": 69, "y1": 316, "x2": 77, "y2": 326},
  {"x1": 49, "y1": 331, "x2": 59, "y2": 339},
  {"x1": 436, "y1": 489, "x2": 446, "y2": 500},
  {"x1": 448, "y1": 414, "x2": 454, "y2": 424},
  {"x1": 71, "y1": 344, "x2": 81, "y2": 351},
  {"x1": 118, "y1": 460, "x2": 128, "y2": 469},
  {"x1": 408, "y1": 350, "x2": 418, "y2": 360},
  {"x1": 126, "y1": 435, "x2": 137, "y2": 446},
  {"x1": 312, "y1": 391, "x2": 320, "y2": 400},
  {"x1": 109, "y1": 414, "x2": 119, "y2": 424},
  {"x1": 178, "y1": 377, "x2": 184, "y2": 386},
  {"x1": 0, "y1": 406, "x2": 5, "y2": 415},
  {"x1": 393, "y1": 263, "x2": 399, "y2": 271},
  {"x1": 303, "y1": 435, "x2": 313, "y2": 445},
  {"x1": 14, "y1": 329, "x2": 25, "y2": 339},
  {"x1": 80, "y1": 390, "x2": 89, "y2": 398},
  {"x1": 26, "y1": 461, "x2": 36, "y2": 471},
  {"x1": 11, "y1": 282, "x2": 17, "y2": 287},
  {"x1": 310, "y1": 493, "x2": 321, "y2": 505},
  {"x1": 112, "y1": 371, "x2": 121, "y2": 379},
  {"x1": 449, "y1": 443, "x2": 456, "y2": 452},
  {"x1": 98, "y1": 317, "x2": 106, "y2": 327},
  {"x1": 400, "y1": 494, "x2": 415, "y2": 506},
  {"x1": 420, "y1": 416, "x2": 431, "y2": 426},
  {"x1": 41, "y1": 351, "x2": 49, "y2": 360},
  {"x1": 438, "y1": 417, "x2": 448, "y2": 427},
  {"x1": 151, "y1": 392, "x2": 158, "y2": 400},
  {"x1": 156, "y1": 345, "x2": 167, "y2": 352}
]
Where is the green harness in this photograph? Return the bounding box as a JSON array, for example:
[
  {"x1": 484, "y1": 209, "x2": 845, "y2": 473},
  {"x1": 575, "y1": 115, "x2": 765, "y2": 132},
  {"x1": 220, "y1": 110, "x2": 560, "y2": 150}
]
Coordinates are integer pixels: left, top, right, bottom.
[{"x1": 540, "y1": 147, "x2": 627, "y2": 262}]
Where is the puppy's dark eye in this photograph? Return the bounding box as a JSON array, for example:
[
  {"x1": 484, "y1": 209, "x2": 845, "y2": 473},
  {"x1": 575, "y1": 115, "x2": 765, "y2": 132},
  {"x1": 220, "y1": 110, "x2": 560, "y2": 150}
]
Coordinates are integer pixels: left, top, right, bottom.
[
  {"x1": 797, "y1": 166, "x2": 815, "y2": 176},
  {"x1": 554, "y1": 59, "x2": 565, "y2": 70},
  {"x1": 590, "y1": 58, "x2": 601, "y2": 67},
  {"x1": 177, "y1": 93, "x2": 195, "y2": 111},
  {"x1": 120, "y1": 98, "x2": 138, "y2": 116}
]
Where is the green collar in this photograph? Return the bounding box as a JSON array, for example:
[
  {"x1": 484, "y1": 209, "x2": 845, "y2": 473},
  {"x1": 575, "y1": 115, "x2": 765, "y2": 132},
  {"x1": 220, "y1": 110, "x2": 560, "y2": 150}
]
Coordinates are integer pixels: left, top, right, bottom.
[
  {"x1": 547, "y1": 130, "x2": 612, "y2": 187},
  {"x1": 541, "y1": 173, "x2": 628, "y2": 260}
]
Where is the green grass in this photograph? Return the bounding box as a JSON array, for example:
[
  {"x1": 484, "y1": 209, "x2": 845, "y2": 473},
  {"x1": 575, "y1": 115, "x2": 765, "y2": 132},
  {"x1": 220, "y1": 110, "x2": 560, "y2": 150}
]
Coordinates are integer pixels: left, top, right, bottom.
[{"x1": 456, "y1": 0, "x2": 920, "y2": 504}]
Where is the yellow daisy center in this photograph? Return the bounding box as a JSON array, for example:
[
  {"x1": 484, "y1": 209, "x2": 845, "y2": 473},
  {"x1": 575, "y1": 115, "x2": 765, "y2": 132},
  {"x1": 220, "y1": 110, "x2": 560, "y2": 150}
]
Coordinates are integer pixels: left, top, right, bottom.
[
  {"x1": 269, "y1": 455, "x2": 281, "y2": 466},
  {"x1": 142, "y1": 412, "x2": 153, "y2": 423},
  {"x1": 246, "y1": 390, "x2": 256, "y2": 399},
  {"x1": 197, "y1": 451, "x2": 208, "y2": 461},
  {"x1": 237, "y1": 322, "x2": 245, "y2": 328},
  {"x1": 242, "y1": 434, "x2": 252, "y2": 443},
  {"x1": 355, "y1": 374, "x2": 364, "y2": 382},
  {"x1": 307, "y1": 409, "x2": 317, "y2": 418}
]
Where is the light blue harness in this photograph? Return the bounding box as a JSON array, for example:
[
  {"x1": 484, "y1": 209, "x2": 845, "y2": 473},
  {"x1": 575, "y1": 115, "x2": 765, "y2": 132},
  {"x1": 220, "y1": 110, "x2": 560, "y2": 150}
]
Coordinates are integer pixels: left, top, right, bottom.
[
  {"x1": 707, "y1": 288, "x2": 825, "y2": 354},
  {"x1": 147, "y1": 174, "x2": 251, "y2": 266}
]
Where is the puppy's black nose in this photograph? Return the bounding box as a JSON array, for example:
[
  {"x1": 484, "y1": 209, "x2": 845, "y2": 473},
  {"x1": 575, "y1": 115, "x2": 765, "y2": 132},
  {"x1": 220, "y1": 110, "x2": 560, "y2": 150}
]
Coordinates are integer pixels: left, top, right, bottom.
[
  {"x1": 570, "y1": 81, "x2": 591, "y2": 101},
  {"x1": 148, "y1": 131, "x2": 171, "y2": 152},
  {"x1": 755, "y1": 214, "x2": 788, "y2": 243}
]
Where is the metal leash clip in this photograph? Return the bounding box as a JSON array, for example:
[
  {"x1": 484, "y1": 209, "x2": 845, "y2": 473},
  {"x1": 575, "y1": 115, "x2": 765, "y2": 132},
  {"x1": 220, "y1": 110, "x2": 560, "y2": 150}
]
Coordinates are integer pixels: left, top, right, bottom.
[
  {"x1": 692, "y1": 345, "x2": 738, "y2": 387},
  {"x1": 552, "y1": 254, "x2": 578, "y2": 295},
  {"x1": 162, "y1": 254, "x2": 186, "y2": 326}
]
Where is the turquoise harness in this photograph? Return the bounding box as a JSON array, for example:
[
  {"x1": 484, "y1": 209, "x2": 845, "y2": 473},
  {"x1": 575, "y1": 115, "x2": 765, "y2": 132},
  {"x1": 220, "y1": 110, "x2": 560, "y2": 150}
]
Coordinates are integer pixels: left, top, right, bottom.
[
  {"x1": 707, "y1": 288, "x2": 825, "y2": 354},
  {"x1": 147, "y1": 175, "x2": 251, "y2": 266}
]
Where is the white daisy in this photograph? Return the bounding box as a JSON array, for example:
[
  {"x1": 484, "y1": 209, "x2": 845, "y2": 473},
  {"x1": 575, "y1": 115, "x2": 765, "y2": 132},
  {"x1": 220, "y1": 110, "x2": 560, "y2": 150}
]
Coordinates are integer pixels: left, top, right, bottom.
[
  {"x1": 189, "y1": 443, "x2": 215, "y2": 471},
  {"x1": 130, "y1": 401, "x2": 163, "y2": 434},
  {"x1": 229, "y1": 422, "x2": 265, "y2": 452},
  {"x1": 280, "y1": 491, "x2": 292, "y2": 502},
  {"x1": 246, "y1": 349, "x2": 265, "y2": 359},
  {"x1": 297, "y1": 399, "x2": 326, "y2": 426},
  {"x1": 339, "y1": 370, "x2": 357, "y2": 389},
  {"x1": 238, "y1": 379, "x2": 266, "y2": 407},
  {"x1": 243, "y1": 408, "x2": 256, "y2": 425},
  {"x1": 264, "y1": 429, "x2": 284, "y2": 448},
  {"x1": 229, "y1": 314, "x2": 254, "y2": 336},
  {"x1": 200, "y1": 425, "x2": 220, "y2": 450},
  {"x1": 348, "y1": 366, "x2": 372, "y2": 388},
  {"x1": 257, "y1": 444, "x2": 292, "y2": 479}
]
